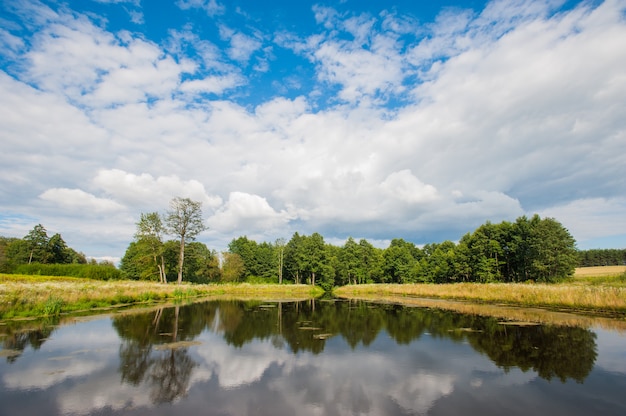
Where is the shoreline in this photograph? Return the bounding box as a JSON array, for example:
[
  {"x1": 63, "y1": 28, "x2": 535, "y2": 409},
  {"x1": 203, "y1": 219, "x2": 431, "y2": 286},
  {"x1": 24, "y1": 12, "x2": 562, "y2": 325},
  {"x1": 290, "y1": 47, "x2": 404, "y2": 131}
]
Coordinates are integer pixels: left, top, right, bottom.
[
  {"x1": 2, "y1": 269, "x2": 625, "y2": 321},
  {"x1": 0, "y1": 274, "x2": 323, "y2": 320}
]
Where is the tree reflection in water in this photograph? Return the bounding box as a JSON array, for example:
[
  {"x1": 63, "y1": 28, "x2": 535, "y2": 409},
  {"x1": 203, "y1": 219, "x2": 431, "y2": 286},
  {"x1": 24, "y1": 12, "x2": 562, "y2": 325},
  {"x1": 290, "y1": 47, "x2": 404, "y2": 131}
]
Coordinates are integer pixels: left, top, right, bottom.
[
  {"x1": 114, "y1": 305, "x2": 213, "y2": 403},
  {"x1": 0, "y1": 317, "x2": 59, "y2": 363},
  {"x1": 110, "y1": 299, "x2": 597, "y2": 404}
]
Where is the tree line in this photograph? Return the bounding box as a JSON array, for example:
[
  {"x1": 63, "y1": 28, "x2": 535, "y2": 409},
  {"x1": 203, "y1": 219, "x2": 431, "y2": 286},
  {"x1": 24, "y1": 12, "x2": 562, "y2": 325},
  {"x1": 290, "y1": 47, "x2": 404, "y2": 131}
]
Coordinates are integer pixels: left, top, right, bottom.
[
  {"x1": 119, "y1": 199, "x2": 583, "y2": 286},
  {"x1": 224, "y1": 214, "x2": 579, "y2": 289},
  {"x1": 577, "y1": 248, "x2": 626, "y2": 267},
  {"x1": 1, "y1": 195, "x2": 617, "y2": 286}
]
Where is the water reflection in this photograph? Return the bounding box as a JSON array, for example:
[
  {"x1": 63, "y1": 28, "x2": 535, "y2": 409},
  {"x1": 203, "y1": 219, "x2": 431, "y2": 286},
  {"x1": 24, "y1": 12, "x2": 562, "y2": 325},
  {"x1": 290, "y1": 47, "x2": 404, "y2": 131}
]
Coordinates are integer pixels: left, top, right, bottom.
[
  {"x1": 0, "y1": 317, "x2": 59, "y2": 362},
  {"x1": 1, "y1": 299, "x2": 622, "y2": 416},
  {"x1": 110, "y1": 300, "x2": 597, "y2": 394}
]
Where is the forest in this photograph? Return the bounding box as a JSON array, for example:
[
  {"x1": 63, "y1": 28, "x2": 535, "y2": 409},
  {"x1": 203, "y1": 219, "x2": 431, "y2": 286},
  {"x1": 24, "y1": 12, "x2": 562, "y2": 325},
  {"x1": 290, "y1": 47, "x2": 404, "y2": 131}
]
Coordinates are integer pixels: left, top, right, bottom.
[{"x1": 3, "y1": 201, "x2": 622, "y2": 288}]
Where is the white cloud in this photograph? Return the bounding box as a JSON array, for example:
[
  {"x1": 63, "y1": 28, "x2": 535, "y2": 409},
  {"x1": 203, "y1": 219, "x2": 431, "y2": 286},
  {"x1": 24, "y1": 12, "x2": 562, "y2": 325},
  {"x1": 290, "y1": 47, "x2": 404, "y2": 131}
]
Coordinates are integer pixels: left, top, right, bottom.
[
  {"x1": 39, "y1": 188, "x2": 125, "y2": 214},
  {"x1": 380, "y1": 170, "x2": 439, "y2": 204},
  {"x1": 176, "y1": 0, "x2": 225, "y2": 16},
  {"x1": 180, "y1": 73, "x2": 243, "y2": 94},
  {"x1": 207, "y1": 192, "x2": 293, "y2": 234},
  {"x1": 23, "y1": 15, "x2": 191, "y2": 108},
  {"x1": 538, "y1": 197, "x2": 626, "y2": 243},
  {"x1": 92, "y1": 169, "x2": 223, "y2": 210}
]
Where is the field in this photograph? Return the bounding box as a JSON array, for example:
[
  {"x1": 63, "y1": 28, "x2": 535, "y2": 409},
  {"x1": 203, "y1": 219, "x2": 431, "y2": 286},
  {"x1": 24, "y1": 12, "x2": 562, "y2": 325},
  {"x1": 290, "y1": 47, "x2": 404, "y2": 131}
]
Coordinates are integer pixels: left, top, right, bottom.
[{"x1": 574, "y1": 265, "x2": 626, "y2": 277}]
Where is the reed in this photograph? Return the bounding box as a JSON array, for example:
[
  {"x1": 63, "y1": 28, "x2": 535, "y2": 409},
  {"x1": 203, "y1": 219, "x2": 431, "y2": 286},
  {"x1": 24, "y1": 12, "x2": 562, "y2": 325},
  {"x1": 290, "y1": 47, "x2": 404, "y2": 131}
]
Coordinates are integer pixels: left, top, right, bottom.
[{"x1": 334, "y1": 282, "x2": 626, "y2": 314}]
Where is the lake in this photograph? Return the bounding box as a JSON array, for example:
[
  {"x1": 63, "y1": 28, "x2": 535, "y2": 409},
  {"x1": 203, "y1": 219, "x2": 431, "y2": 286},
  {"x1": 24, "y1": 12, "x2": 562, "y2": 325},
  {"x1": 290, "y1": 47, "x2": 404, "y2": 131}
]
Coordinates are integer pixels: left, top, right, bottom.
[{"x1": 1, "y1": 299, "x2": 625, "y2": 415}]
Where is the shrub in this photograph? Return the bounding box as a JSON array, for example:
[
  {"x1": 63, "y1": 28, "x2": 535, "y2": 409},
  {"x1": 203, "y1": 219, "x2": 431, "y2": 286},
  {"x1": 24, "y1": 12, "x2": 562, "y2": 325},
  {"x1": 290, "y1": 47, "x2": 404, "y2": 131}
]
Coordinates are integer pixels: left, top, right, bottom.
[{"x1": 14, "y1": 263, "x2": 122, "y2": 280}]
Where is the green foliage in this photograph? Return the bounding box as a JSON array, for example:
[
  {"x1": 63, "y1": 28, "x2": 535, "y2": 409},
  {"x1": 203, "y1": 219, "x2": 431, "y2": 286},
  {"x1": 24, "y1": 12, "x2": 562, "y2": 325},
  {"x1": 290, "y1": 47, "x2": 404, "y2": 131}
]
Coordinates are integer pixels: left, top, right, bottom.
[
  {"x1": 228, "y1": 214, "x2": 578, "y2": 288},
  {"x1": 245, "y1": 275, "x2": 278, "y2": 284},
  {"x1": 121, "y1": 239, "x2": 220, "y2": 283},
  {"x1": 15, "y1": 263, "x2": 121, "y2": 280},
  {"x1": 42, "y1": 297, "x2": 64, "y2": 316},
  {"x1": 577, "y1": 248, "x2": 626, "y2": 267},
  {"x1": 0, "y1": 225, "x2": 87, "y2": 272},
  {"x1": 221, "y1": 252, "x2": 245, "y2": 282},
  {"x1": 229, "y1": 236, "x2": 277, "y2": 280}
]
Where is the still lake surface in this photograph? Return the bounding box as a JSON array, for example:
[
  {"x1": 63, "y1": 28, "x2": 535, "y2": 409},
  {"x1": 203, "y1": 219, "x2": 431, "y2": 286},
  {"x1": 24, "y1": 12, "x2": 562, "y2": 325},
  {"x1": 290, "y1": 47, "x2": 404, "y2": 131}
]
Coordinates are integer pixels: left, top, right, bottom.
[{"x1": 1, "y1": 299, "x2": 625, "y2": 416}]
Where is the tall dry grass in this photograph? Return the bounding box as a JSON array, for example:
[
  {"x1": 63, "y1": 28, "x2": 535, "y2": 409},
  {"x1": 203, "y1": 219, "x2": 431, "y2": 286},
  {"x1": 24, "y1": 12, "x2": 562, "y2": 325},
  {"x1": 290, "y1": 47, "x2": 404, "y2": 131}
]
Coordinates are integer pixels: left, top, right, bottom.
[
  {"x1": 334, "y1": 282, "x2": 626, "y2": 314},
  {"x1": 0, "y1": 274, "x2": 322, "y2": 319}
]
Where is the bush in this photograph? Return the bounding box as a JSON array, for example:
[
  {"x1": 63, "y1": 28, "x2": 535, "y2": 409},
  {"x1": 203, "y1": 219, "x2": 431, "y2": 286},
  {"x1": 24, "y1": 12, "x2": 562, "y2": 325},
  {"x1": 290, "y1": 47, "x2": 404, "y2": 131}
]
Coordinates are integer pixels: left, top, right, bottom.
[
  {"x1": 14, "y1": 263, "x2": 122, "y2": 280},
  {"x1": 245, "y1": 275, "x2": 278, "y2": 284}
]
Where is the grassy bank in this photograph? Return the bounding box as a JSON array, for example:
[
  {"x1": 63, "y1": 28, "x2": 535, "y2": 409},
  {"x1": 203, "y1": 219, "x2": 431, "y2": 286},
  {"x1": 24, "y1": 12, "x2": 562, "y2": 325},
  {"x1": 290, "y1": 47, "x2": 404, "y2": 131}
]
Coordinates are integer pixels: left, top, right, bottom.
[
  {"x1": 0, "y1": 274, "x2": 324, "y2": 319},
  {"x1": 334, "y1": 268, "x2": 626, "y2": 316}
]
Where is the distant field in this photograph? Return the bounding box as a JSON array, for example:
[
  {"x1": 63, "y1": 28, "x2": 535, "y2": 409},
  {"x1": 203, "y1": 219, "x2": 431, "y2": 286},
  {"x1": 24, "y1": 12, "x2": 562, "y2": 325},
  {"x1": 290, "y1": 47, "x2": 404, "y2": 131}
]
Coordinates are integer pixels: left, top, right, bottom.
[{"x1": 574, "y1": 265, "x2": 626, "y2": 277}]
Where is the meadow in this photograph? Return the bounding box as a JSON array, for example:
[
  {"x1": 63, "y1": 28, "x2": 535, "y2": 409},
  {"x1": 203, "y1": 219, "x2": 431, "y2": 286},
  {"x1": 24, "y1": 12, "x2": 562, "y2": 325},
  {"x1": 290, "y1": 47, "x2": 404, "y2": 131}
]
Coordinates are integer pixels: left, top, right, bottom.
[
  {"x1": 0, "y1": 274, "x2": 323, "y2": 319},
  {"x1": 334, "y1": 266, "x2": 626, "y2": 316},
  {"x1": 1, "y1": 266, "x2": 625, "y2": 320}
]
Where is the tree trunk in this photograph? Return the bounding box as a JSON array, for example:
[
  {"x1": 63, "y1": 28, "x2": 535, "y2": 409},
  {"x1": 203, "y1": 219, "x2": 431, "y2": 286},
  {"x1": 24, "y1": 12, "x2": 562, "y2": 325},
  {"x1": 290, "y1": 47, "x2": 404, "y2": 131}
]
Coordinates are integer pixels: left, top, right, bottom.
[
  {"x1": 177, "y1": 236, "x2": 185, "y2": 284},
  {"x1": 161, "y1": 256, "x2": 167, "y2": 283}
]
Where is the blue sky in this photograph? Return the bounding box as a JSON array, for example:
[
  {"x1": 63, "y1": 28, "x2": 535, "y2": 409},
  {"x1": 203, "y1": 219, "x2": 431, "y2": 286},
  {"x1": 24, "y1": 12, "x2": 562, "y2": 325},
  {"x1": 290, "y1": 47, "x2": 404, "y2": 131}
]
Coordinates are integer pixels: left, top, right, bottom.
[{"x1": 1, "y1": 0, "x2": 625, "y2": 262}]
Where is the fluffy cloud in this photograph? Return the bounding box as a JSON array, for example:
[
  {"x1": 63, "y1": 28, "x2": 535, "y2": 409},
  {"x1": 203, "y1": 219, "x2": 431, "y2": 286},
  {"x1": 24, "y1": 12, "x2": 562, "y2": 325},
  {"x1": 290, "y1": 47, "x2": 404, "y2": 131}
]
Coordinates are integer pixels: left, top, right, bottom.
[
  {"x1": 207, "y1": 192, "x2": 293, "y2": 234},
  {"x1": 92, "y1": 169, "x2": 223, "y2": 210},
  {"x1": 39, "y1": 188, "x2": 125, "y2": 214}
]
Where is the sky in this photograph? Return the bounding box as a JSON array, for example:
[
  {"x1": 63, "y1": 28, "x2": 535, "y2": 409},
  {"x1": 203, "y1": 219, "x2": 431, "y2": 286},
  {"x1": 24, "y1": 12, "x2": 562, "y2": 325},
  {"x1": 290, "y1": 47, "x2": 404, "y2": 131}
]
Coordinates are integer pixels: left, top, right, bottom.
[{"x1": 1, "y1": 0, "x2": 625, "y2": 263}]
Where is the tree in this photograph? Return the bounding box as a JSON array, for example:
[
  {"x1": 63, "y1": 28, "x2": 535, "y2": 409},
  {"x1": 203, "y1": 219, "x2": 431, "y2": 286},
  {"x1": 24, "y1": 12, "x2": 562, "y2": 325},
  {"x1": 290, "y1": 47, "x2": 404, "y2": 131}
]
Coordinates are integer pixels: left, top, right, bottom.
[
  {"x1": 24, "y1": 224, "x2": 50, "y2": 264},
  {"x1": 284, "y1": 232, "x2": 306, "y2": 284},
  {"x1": 183, "y1": 242, "x2": 221, "y2": 283},
  {"x1": 528, "y1": 216, "x2": 577, "y2": 282},
  {"x1": 276, "y1": 238, "x2": 286, "y2": 284},
  {"x1": 338, "y1": 237, "x2": 360, "y2": 285},
  {"x1": 383, "y1": 239, "x2": 420, "y2": 283},
  {"x1": 136, "y1": 212, "x2": 167, "y2": 283},
  {"x1": 302, "y1": 233, "x2": 328, "y2": 287},
  {"x1": 47, "y1": 233, "x2": 71, "y2": 264},
  {"x1": 221, "y1": 252, "x2": 245, "y2": 282},
  {"x1": 164, "y1": 197, "x2": 206, "y2": 284}
]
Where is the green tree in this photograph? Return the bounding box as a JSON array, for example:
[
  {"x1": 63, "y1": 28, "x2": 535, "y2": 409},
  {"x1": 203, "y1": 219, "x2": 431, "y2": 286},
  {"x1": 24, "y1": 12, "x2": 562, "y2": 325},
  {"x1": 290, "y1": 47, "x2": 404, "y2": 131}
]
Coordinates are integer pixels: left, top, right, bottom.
[
  {"x1": 182, "y1": 242, "x2": 221, "y2": 283},
  {"x1": 24, "y1": 224, "x2": 50, "y2": 264},
  {"x1": 528, "y1": 216, "x2": 577, "y2": 282},
  {"x1": 136, "y1": 212, "x2": 167, "y2": 283},
  {"x1": 338, "y1": 237, "x2": 361, "y2": 285},
  {"x1": 165, "y1": 197, "x2": 207, "y2": 284},
  {"x1": 228, "y1": 237, "x2": 278, "y2": 281},
  {"x1": 358, "y1": 239, "x2": 384, "y2": 284},
  {"x1": 383, "y1": 239, "x2": 420, "y2": 283},
  {"x1": 47, "y1": 233, "x2": 70, "y2": 264},
  {"x1": 284, "y1": 232, "x2": 306, "y2": 284},
  {"x1": 0, "y1": 237, "x2": 19, "y2": 272},
  {"x1": 462, "y1": 222, "x2": 505, "y2": 282},
  {"x1": 302, "y1": 233, "x2": 331, "y2": 288},
  {"x1": 221, "y1": 252, "x2": 245, "y2": 282}
]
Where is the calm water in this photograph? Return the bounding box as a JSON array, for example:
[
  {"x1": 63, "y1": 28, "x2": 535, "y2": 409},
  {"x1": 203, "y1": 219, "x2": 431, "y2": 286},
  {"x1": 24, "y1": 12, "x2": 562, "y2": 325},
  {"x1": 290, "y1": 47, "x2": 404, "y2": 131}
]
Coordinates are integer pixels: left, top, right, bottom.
[{"x1": 1, "y1": 299, "x2": 625, "y2": 416}]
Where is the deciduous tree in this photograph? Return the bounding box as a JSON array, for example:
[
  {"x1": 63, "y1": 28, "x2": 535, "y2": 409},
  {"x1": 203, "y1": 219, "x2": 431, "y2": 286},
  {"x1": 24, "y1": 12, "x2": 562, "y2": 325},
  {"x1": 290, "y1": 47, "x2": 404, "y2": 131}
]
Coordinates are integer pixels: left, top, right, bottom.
[{"x1": 165, "y1": 197, "x2": 207, "y2": 284}]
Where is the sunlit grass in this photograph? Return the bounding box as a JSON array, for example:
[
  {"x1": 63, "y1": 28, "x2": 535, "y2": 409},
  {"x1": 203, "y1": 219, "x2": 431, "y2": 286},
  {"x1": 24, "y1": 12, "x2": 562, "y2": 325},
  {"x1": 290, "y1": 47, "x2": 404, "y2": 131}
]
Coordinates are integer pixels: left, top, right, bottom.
[
  {"x1": 0, "y1": 274, "x2": 323, "y2": 319},
  {"x1": 335, "y1": 282, "x2": 626, "y2": 314},
  {"x1": 574, "y1": 265, "x2": 626, "y2": 277},
  {"x1": 335, "y1": 266, "x2": 626, "y2": 315}
]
